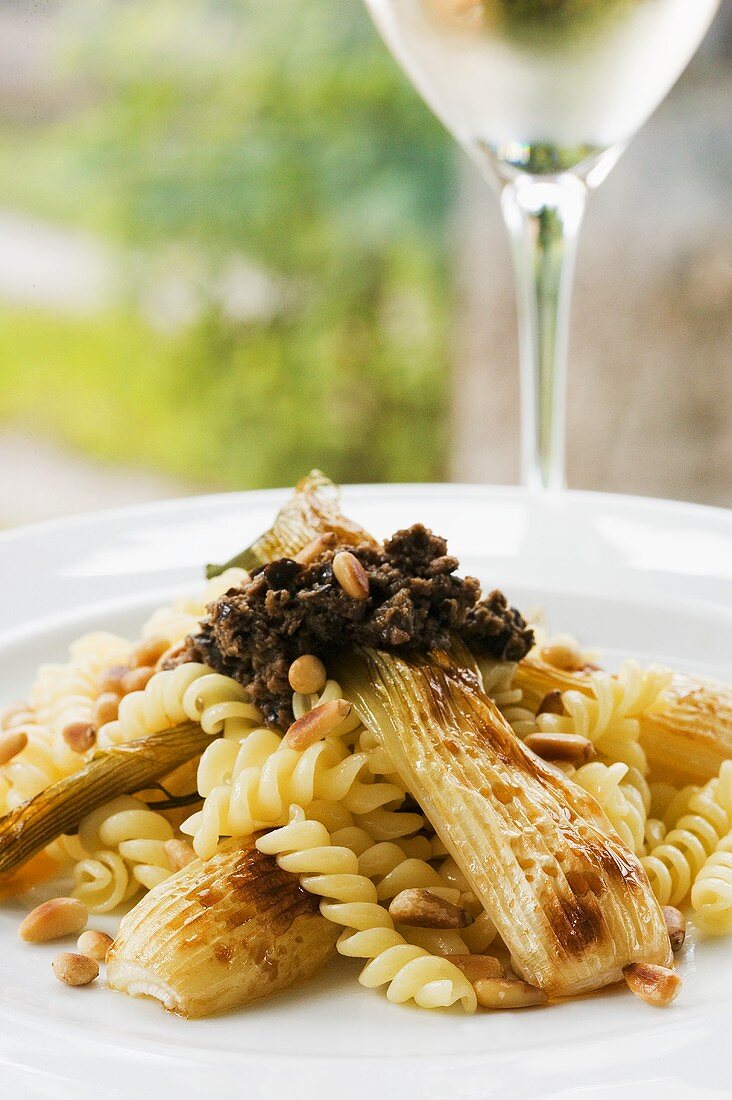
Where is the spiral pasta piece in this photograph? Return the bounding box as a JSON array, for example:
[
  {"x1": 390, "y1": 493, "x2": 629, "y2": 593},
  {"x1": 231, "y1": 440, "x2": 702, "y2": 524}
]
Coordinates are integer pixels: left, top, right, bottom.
[
  {"x1": 32, "y1": 632, "x2": 131, "y2": 735},
  {"x1": 571, "y1": 761, "x2": 648, "y2": 856},
  {"x1": 140, "y1": 568, "x2": 250, "y2": 646},
  {"x1": 97, "y1": 663, "x2": 259, "y2": 748},
  {"x1": 0, "y1": 639, "x2": 127, "y2": 811},
  {"x1": 183, "y1": 679, "x2": 409, "y2": 859},
  {"x1": 257, "y1": 807, "x2": 477, "y2": 1012},
  {"x1": 691, "y1": 833, "x2": 732, "y2": 935},
  {"x1": 436, "y1": 856, "x2": 499, "y2": 952},
  {"x1": 72, "y1": 796, "x2": 175, "y2": 913},
  {"x1": 641, "y1": 762, "x2": 732, "y2": 906},
  {"x1": 480, "y1": 659, "x2": 537, "y2": 739},
  {"x1": 536, "y1": 661, "x2": 672, "y2": 773}
]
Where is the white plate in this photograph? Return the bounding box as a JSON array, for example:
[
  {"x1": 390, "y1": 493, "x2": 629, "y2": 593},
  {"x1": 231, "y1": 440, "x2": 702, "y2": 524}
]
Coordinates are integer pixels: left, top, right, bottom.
[{"x1": 1, "y1": 484, "x2": 731, "y2": 1100}]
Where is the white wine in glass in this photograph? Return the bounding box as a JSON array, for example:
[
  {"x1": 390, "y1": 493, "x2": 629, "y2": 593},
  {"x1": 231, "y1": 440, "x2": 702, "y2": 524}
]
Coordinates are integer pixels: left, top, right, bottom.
[{"x1": 364, "y1": 0, "x2": 721, "y2": 489}]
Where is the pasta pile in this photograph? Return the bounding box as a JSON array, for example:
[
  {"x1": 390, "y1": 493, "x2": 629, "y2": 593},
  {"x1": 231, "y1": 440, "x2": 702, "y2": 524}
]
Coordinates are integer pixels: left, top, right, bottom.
[{"x1": 2, "y1": 563, "x2": 732, "y2": 1011}]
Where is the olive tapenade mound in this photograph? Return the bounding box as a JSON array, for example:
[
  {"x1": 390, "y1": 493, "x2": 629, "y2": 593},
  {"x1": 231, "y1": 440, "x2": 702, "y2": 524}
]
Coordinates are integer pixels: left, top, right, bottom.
[{"x1": 186, "y1": 523, "x2": 533, "y2": 726}]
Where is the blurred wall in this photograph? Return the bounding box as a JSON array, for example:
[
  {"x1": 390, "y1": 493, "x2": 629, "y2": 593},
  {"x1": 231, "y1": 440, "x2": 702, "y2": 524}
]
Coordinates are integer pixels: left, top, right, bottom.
[{"x1": 451, "y1": 16, "x2": 732, "y2": 504}]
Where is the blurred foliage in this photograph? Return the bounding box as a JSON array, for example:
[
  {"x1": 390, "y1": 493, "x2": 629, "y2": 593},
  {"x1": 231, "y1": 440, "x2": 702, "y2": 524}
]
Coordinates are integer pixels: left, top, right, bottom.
[{"x1": 0, "y1": 0, "x2": 455, "y2": 487}]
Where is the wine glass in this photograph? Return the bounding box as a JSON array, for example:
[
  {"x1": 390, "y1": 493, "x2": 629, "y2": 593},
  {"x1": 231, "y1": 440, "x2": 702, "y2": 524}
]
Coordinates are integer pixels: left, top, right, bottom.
[{"x1": 363, "y1": 0, "x2": 721, "y2": 489}]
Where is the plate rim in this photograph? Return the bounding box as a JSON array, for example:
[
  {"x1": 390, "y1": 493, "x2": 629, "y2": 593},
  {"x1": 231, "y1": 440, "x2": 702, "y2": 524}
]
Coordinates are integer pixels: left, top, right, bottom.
[
  {"x1": 1, "y1": 483, "x2": 731, "y2": 1099},
  {"x1": 1, "y1": 481, "x2": 730, "y2": 549}
]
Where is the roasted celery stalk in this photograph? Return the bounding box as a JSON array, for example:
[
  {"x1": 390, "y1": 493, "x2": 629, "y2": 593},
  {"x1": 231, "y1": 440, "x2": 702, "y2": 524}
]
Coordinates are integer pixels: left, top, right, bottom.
[
  {"x1": 515, "y1": 656, "x2": 732, "y2": 786},
  {"x1": 106, "y1": 836, "x2": 339, "y2": 1017},
  {"x1": 336, "y1": 644, "x2": 672, "y2": 996},
  {"x1": 206, "y1": 469, "x2": 376, "y2": 577},
  {"x1": 0, "y1": 723, "x2": 208, "y2": 876}
]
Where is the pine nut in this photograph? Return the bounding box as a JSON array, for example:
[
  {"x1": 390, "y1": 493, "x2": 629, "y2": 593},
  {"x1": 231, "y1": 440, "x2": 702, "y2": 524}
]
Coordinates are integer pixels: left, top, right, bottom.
[
  {"x1": 52, "y1": 951, "x2": 99, "y2": 987},
  {"x1": 623, "y1": 962, "x2": 681, "y2": 1006},
  {"x1": 120, "y1": 666, "x2": 155, "y2": 695},
  {"x1": 537, "y1": 690, "x2": 565, "y2": 717},
  {"x1": 474, "y1": 977, "x2": 547, "y2": 1009},
  {"x1": 662, "y1": 906, "x2": 686, "y2": 952},
  {"x1": 540, "y1": 637, "x2": 584, "y2": 672},
  {"x1": 164, "y1": 839, "x2": 196, "y2": 872},
  {"x1": 288, "y1": 655, "x2": 327, "y2": 696},
  {"x1": 93, "y1": 692, "x2": 120, "y2": 727},
  {"x1": 62, "y1": 721, "x2": 96, "y2": 754},
  {"x1": 445, "y1": 954, "x2": 504, "y2": 981},
  {"x1": 389, "y1": 888, "x2": 473, "y2": 929},
  {"x1": 0, "y1": 730, "x2": 28, "y2": 765},
  {"x1": 524, "y1": 732, "x2": 594, "y2": 765},
  {"x1": 131, "y1": 636, "x2": 169, "y2": 669},
  {"x1": 19, "y1": 897, "x2": 88, "y2": 943},
  {"x1": 284, "y1": 699, "x2": 352, "y2": 750},
  {"x1": 98, "y1": 665, "x2": 129, "y2": 695},
  {"x1": 77, "y1": 929, "x2": 113, "y2": 961},
  {"x1": 332, "y1": 551, "x2": 370, "y2": 601},
  {"x1": 294, "y1": 532, "x2": 337, "y2": 564}
]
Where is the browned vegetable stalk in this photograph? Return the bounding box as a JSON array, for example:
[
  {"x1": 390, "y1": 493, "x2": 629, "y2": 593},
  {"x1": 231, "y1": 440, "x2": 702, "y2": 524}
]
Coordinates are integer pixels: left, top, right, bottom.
[
  {"x1": 336, "y1": 643, "x2": 673, "y2": 997},
  {"x1": 0, "y1": 723, "x2": 208, "y2": 876},
  {"x1": 106, "y1": 837, "x2": 339, "y2": 1017},
  {"x1": 206, "y1": 469, "x2": 376, "y2": 578}
]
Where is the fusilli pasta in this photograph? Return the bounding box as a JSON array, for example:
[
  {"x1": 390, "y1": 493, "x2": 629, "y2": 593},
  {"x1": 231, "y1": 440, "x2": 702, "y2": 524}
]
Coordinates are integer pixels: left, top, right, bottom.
[
  {"x1": 642, "y1": 762, "x2": 732, "y2": 906},
  {"x1": 97, "y1": 663, "x2": 258, "y2": 747},
  {"x1": 571, "y1": 761, "x2": 648, "y2": 856},
  {"x1": 0, "y1": 632, "x2": 132, "y2": 813},
  {"x1": 183, "y1": 679, "x2": 410, "y2": 859},
  {"x1": 480, "y1": 660, "x2": 537, "y2": 738},
  {"x1": 691, "y1": 832, "x2": 732, "y2": 935},
  {"x1": 257, "y1": 806, "x2": 477, "y2": 1011},
  {"x1": 536, "y1": 661, "x2": 672, "y2": 773},
  {"x1": 72, "y1": 796, "x2": 174, "y2": 913},
  {"x1": 140, "y1": 568, "x2": 249, "y2": 646}
]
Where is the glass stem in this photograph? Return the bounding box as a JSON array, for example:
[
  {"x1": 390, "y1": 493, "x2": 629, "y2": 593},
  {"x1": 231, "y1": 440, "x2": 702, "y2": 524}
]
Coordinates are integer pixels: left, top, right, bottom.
[{"x1": 500, "y1": 174, "x2": 587, "y2": 491}]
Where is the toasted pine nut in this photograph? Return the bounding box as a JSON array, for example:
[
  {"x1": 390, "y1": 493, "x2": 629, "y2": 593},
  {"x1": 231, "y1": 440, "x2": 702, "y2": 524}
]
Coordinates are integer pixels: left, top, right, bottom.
[
  {"x1": 524, "y1": 732, "x2": 594, "y2": 765},
  {"x1": 662, "y1": 907, "x2": 686, "y2": 953},
  {"x1": 540, "y1": 636, "x2": 584, "y2": 672},
  {"x1": 537, "y1": 690, "x2": 565, "y2": 717},
  {"x1": 389, "y1": 888, "x2": 473, "y2": 929},
  {"x1": 294, "y1": 532, "x2": 337, "y2": 564},
  {"x1": 288, "y1": 655, "x2": 327, "y2": 696},
  {"x1": 623, "y1": 962, "x2": 681, "y2": 1006},
  {"x1": 52, "y1": 951, "x2": 99, "y2": 987},
  {"x1": 284, "y1": 699, "x2": 352, "y2": 750},
  {"x1": 93, "y1": 692, "x2": 120, "y2": 727},
  {"x1": 0, "y1": 730, "x2": 28, "y2": 765},
  {"x1": 19, "y1": 897, "x2": 88, "y2": 943},
  {"x1": 131, "y1": 636, "x2": 170, "y2": 669},
  {"x1": 77, "y1": 929, "x2": 113, "y2": 961},
  {"x1": 98, "y1": 665, "x2": 129, "y2": 695},
  {"x1": 120, "y1": 665, "x2": 155, "y2": 695},
  {"x1": 332, "y1": 551, "x2": 369, "y2": 601},
  {"x1": 164, "y1": 838, "x2": 196, "y2": 872},
  {"x1": 62, "y1": 721, "x2": 96, "y2": 754},
  {"x1": 474, "y1": 977, "x2": 547, "y2": 1009},
  {"x1": 445, "y1": 954, "x2": 504, "y2": 981}
]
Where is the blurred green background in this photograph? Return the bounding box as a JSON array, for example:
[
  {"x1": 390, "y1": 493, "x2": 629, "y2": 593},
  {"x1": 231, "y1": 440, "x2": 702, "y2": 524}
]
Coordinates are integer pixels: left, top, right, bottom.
[
  {"x1": 0, "y1": 0, "x2": 729, "y2": 522},
  {"x1": 0, "y1": 0, "x2": 452, "y2": 498}
]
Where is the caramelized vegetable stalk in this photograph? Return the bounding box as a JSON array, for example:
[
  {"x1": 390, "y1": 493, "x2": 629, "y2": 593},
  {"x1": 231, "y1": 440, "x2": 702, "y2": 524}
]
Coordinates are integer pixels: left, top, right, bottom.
[
  {"x1": 0, "y1": 723, "x2": 208, "y2": 876},
  {"x1": 516, "y1": 656, "x2": 732, "y2": 786},
  {"x1": 206, "y1": 470, "x2": 376, "y2": 578},
  {"x1": 106, "y1": 837, "x2": 339, "y2": 1017},
  {"x1": 336, "y1": 644, "x2": 672, "y2": 997}
]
